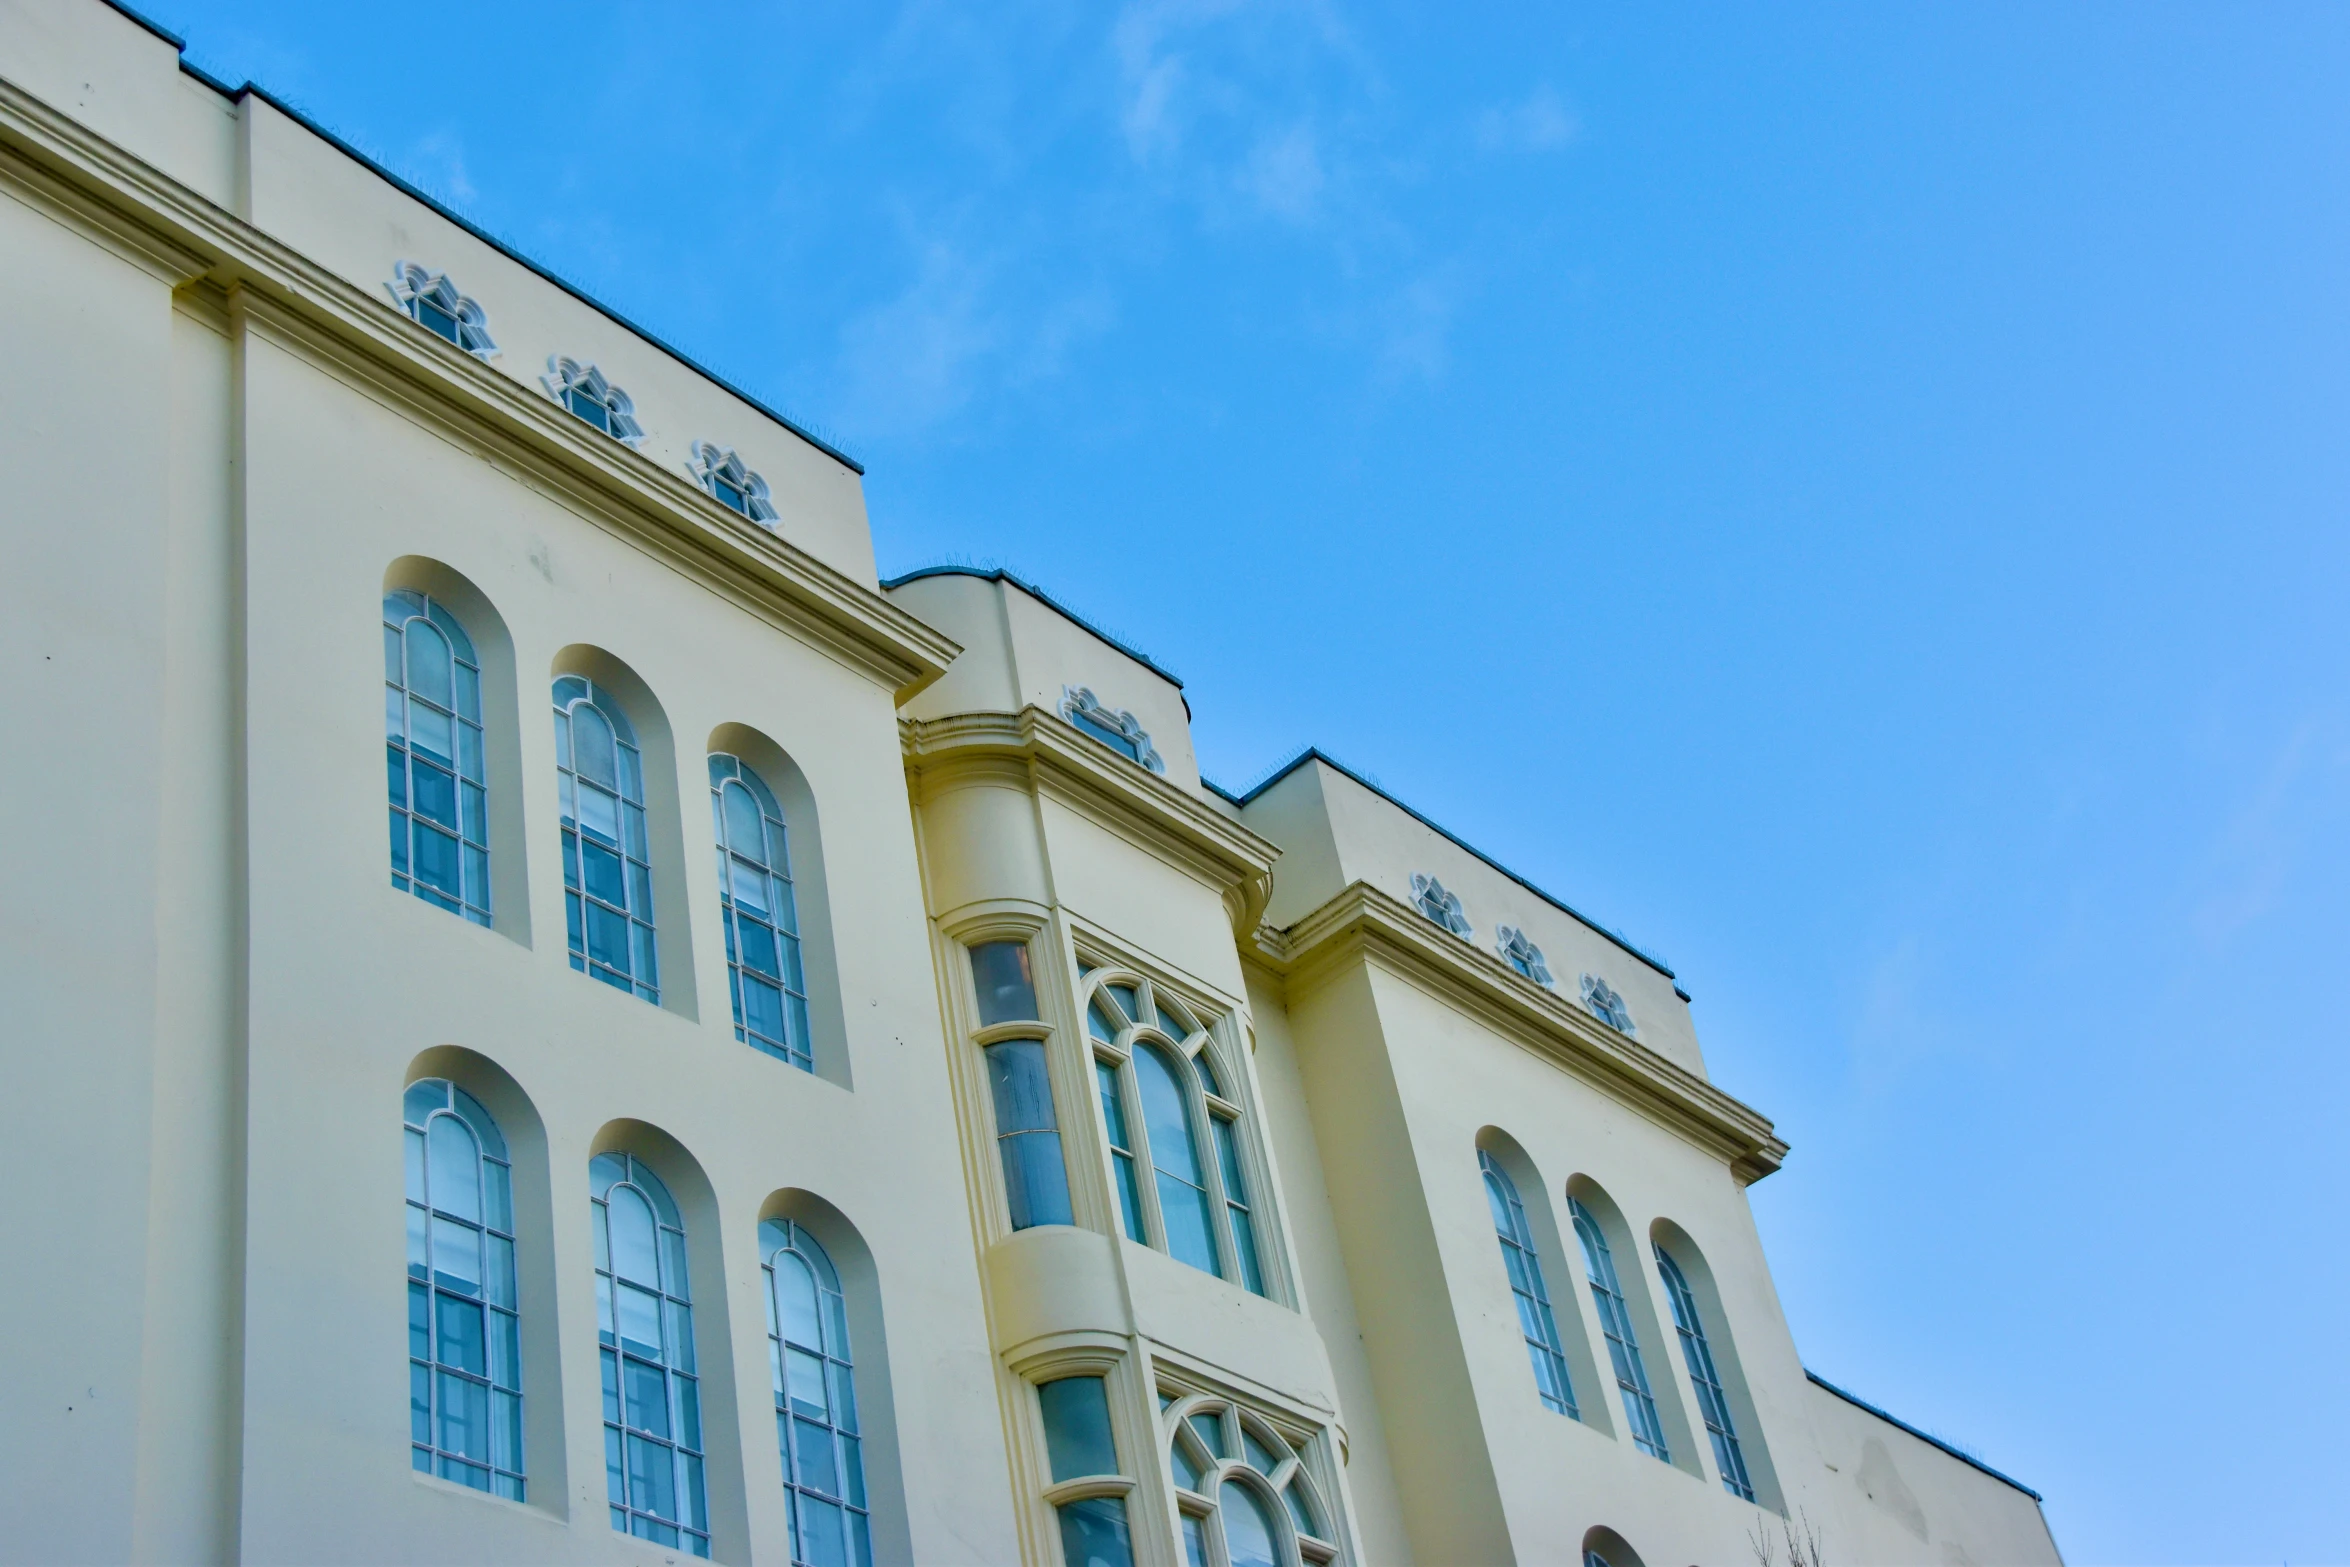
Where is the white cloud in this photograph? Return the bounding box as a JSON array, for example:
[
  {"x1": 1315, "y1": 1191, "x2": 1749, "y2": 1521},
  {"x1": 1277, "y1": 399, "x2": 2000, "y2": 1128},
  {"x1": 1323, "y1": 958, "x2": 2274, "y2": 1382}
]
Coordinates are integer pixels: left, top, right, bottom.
[
  {"x1": 1475, "y1": 85, "x2": 1578, "y2": 154},
  {"x1": 406, "y1": 130, "x2": 479, "y2": 207},
  {"x1": 837, "y1": 240, "x2": 1008, "y2": 434}
]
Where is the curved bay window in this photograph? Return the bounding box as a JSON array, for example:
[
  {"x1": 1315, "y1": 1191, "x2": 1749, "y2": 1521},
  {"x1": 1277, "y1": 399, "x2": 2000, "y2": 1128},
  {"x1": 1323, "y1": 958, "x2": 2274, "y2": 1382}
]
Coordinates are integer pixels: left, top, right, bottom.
[
  {"x1": 710, "y1": 753, "x2": 811, "y2": 1069},
  {"x1": 591, "y1": 1154, "x2": 709, "y2": 1555},
  {"x1": 555, "y1": 677, "x2": 659, "y2": 1002},
  {"x1": 404, "y1": 1080, "x2": 522, "y2": 1497},
  {"x1": 385, "y1": 591, "x2": 490, "y2": 924},
  {"x1": 763, "y1": 1219, "x2": 873, "y2": 1567},
  {"x1": 1163, "y1": 1393, "x2": 1336, "y2": 1567},
  {"x1": 971, "y1": 940, "x2": 1075, "y2": 1231},
  {"x1": 1085, "y1": 971, "x2": 1268, "y2": 1294}
]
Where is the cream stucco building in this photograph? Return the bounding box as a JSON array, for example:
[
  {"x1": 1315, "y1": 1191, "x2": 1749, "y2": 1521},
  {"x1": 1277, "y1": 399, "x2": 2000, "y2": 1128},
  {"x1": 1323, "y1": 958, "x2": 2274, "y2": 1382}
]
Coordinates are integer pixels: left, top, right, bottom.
[{"x1": 0, "y1": 5, "x2": 2063, "y2": 1564}]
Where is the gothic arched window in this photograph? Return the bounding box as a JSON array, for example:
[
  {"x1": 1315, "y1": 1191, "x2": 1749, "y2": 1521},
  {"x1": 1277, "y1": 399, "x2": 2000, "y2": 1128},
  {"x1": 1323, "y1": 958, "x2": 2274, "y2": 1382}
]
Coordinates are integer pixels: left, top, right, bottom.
[
  {"x1": 387, "y1": 262, "x2": 497, "y2": 356},
  {"x1": 1164, "y1": 1394, "x2": 1337, "y2": 1567},
  {"x1": 1569, "y1": 1197, "x2": 1669, "y2": 1460},
  {"x1": 1479, "y1": 1151, "x2": 1577, "y2": 1418},
  {"x1": 1086, "y1": 972, "x2": 1269, "y2": 1294},
  {"x1": 691, "y1": 441, "x2": 780, "y2": 526},
  {"x1": 545, "y1": 356, "x2": 645, "y2": 444},
  {"x1": 1579, "y1": 974, "x2": 1635, "y2": 1035},
  {"x1": 555, "y1": 677, "x2": 659, "y2": 1002},
  {"x1": 710, "y1": 753, "x2": 810, "y2": 1069},
  {"x1": 592, "y1": 1153, "x2": 709, "y2": 1555},
  {"x1": 1410, "y1": 874, "x2": 1472, "y2": 938},
  {"x1": 1495, "y1": 925, "x2": 1552, "y2": 986},
  {"x1": 386, "y1": 591, "x2": 490, "y2": 924},
  {"x1": 764, "y1": 1220, "x2": 873, "y2": 1567},
  {"x1": 405, "y1": 1079, "x2": 522, "y2": 1498},
  {"x1": 1656, "y1": 1246, "x2": 1755, "y2": 1500}
]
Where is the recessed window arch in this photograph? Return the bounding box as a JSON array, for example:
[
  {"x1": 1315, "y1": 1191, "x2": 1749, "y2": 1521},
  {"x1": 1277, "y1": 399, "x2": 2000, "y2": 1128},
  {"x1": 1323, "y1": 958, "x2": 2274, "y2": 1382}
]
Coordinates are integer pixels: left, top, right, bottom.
[
  {"x1": 1569, "y1": 1195, "x2": 1669, "y2": 1461},
  {"x1": 1580, "y1": 974, "x2": 1635, "y2": 1035},
  {"x1": 1495, "y1": 924, "x2": 1552, "y2": 986},
  {"x1": 1654, "y1": 1245, "x2": 1753, "y2": 1500},
  {"x1": 1163, "y1": 1392, "x2": 1338, "y2": 1567},
  {"x1": 545, "y1": 356, "x2": 645, "y2": 444},
  {"x1": 710, "y1": 753, "x2": 810, "y2": 1069},
  {"x1": 1478, "y1": 1151, "x2": 1577, "y2": 1419},
  {"x1": 690, "y1": 441, "x2": 780, "y2": 526},
  {"x1": 763, "y1": 1218, "x2": 873, "y2": 1567},
  {"x1": 591, "y1": 1152, "x2": 709, "y2": 1555},
  {"x1": 1085, "y1": 969, "x2": 1270, "y2": 1295},
  {"x1": 556, "y1": 676, "x2": 659, "y2": 1002},
  {"x1": 404, "y1": 1078, "x2": 523, "y2": 1498},
  {"x1": 387, "y1": 262, "x2": 497, "y2": 356},
  {"x1": 1410, "y1": 874, "x2": 1472, "y2": 939},
  {"x1": 386, "y1": 590, "x2": 490, "y2": 924}
]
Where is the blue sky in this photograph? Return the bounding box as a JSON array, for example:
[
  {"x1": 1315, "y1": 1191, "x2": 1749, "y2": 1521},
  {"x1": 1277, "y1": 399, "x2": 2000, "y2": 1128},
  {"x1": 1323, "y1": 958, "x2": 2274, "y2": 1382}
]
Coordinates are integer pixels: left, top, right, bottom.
[{"x1": 152, "y1": 1, "x2": 2348, "y2": 1558}]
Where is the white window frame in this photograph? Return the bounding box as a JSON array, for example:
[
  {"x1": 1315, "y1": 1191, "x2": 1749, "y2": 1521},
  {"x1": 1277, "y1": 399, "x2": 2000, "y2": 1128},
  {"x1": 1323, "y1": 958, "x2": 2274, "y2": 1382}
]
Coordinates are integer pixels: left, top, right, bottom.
[
  {"x1": 544, "y1": 356, "x2": 646, "y2": 445},
  {"x1": 689, "y1": 441, "x2": 781, "y2": 526},
  {"x1": 387, "y1": 261, "x2": 498, "y2": 357}
]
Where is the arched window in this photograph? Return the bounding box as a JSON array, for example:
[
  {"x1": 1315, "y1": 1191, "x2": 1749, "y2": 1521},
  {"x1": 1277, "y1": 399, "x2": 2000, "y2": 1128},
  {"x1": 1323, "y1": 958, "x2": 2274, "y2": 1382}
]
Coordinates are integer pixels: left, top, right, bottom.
[
  {"x1": 404, "y1": 1079, "x2": 522, "y2": 1498},
  {"x1": 710, "y1": 754, "x2": 810, "y2": 1069},
  {"x1": 1569, "y1": 1197, "x2": 1668, "y2": 1460},
  {"x1": 1655, "y1": 1246, "x2": 1755, "y2": 1501},
  {"x1": 544, "y1": 356, "x2": 645, "y2": 444},
  {"x1": 591, "y1": 1154, "x2": 709, "y2": 1555},
  {"x1": 691, "y1": 441, "x2": 780, "y2": 526},
  {"x1": 1059, "y1": 686, "x2": 1164, "y2": 773},
  {"x1": 387, "y1": 262, "x2": 497, "y2": 357},
  {"x1": 1478, "y1": 1152, "x2": 1577, "y2": 1418},
  {"x1": 763, "y1": 1220, "x2": 873, "y2": 1567},
  {"x1": 556, "y1": 677, "x2": 658, "y2": 1002},
  {"x1": 1409, "y1": 874, "x2": 1472, "y2": 938},
  {"x1": 1164, "y1": 1394, "x2": 1336, "y2": 1567},
  {"x1": 386, "y1": 591, "x2": 490, "y2": 925},
  {"x1": 1086, "y1": 973, "x2": 1268, "y2": 1293}
]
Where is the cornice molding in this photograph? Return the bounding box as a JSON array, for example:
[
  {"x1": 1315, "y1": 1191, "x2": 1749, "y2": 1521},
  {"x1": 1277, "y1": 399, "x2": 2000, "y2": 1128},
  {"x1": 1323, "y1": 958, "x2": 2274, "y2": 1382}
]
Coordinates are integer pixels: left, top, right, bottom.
[
  {"x1": 0, "y1": 75, "x2": 958, "y2": 704},
  {"x1": 1250, "y1": 882, "x2": 1788, "y2": 1184},
  {"x1": 903, "y1": 708, "x2": 1280, "y2": 933}
]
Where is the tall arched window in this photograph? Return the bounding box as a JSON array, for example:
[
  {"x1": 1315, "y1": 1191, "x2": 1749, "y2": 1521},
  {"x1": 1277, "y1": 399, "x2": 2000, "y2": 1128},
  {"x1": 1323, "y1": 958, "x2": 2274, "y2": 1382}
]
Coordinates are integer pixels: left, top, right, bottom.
[
  {"x1": 710, "y1": 754, "x2": 810, "y2": 1070},
  {"x1": 404, "y1": 1079, "x2": 522, "y2": 1498},
  {"x1": 556, "y1": 677, "x2": 658, "y2": 1002},
  {"x1": 1478, "y1": 1152, "x2": 1577, "y2": 1419},
  {"x1": 591, "y1": 1154, "x2": 708, "y2": 1555},
  {"x1": 1163, "y1": 1393, "x2": 1337, "y2": 1567},
  {"x1": 386, "y1": 591, "x2": 489, "y2": 925},
  {"x1": 1086, "y1": 973, "x2": 1268, "y2": 1294},
  {"x1": 763, "y1": 1220, "x2": 873, "y2": 1567},
  {"x1": 1655, "y1": 1246, "x2": 1755, "y2": 1500},
  {"x1": 1569, "y1": 1197, "x2": 1668, "y2": 1460}
]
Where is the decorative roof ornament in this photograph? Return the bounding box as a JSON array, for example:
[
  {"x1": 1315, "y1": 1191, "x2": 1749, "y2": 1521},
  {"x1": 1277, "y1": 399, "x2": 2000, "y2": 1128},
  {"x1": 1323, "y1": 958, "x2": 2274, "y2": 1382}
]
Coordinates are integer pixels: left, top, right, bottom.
[
  {"x1": 542, "y1": 356, "x2": 644, "y2": 446},
  {"x1": 1496, "y1": 925, "x2": 1553, "y2": 987},
  {"x1": 1060, "y1": 686, "x2": 1164, "y2": 774},
  {"x1": 1580, "y1": 973, "x2": 1635, "y2": 1035},
  {"x1": 1411, "y1": 874, "x2": 1473, "y2": 939},
  {"x1": 386, "y1": 262, "x2": 496, "y2": 357},
  {"x1": 688, "y1": 441, "x2": 779, "y2": 526}
]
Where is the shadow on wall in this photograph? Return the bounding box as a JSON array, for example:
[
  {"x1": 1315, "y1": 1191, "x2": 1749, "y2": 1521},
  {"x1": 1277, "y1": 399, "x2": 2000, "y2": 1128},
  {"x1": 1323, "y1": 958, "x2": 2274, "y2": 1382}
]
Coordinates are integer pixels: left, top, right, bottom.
[{"x1": 1583, "y1": 1523, "x2": 1647, "y2": 1567}]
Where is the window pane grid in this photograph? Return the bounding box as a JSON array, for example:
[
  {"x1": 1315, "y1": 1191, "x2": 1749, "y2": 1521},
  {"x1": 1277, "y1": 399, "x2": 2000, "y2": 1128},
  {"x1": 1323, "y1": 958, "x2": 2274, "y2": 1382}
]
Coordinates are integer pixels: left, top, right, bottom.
[
  {"x1": 556, "y1": 680, "x2": 658, "y2": 1003},
  {"x1": 1570, "y1": 1198, "x2": 1668, "y2": 1460},
  {"x1": 1479, "y1": 1153, "x2": 1577, "y2": 1419},
  {"x1": 593, "y1": 1155, "x2": 708, "y2": 1555},
  {"x1": 405, "y1": 1081, "x2": 523, "y2": 1499},
  {"x1": 710, "y1": 755, "x2": 812, "y2": 1071},
  {"x1": 764, "y1": 1219, "x2": 874, "y2": 1567},
  {"x1": 386, "y1": 593, "x2": 490, "y2": 927},
  {"x1": 1096, "y1": 1059, "x2": 1147, "y2": 1244},
  {"x1": 1657, "y1": 1248, "x2": 1755, "y2": 1500}
]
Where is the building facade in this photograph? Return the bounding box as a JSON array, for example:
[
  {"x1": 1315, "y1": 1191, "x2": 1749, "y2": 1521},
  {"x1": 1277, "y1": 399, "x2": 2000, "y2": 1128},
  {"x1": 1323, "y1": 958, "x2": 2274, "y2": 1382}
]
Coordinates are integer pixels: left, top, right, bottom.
[{"x1": 0, "y1": 5, "x2": 2062, "y2": 1563}]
